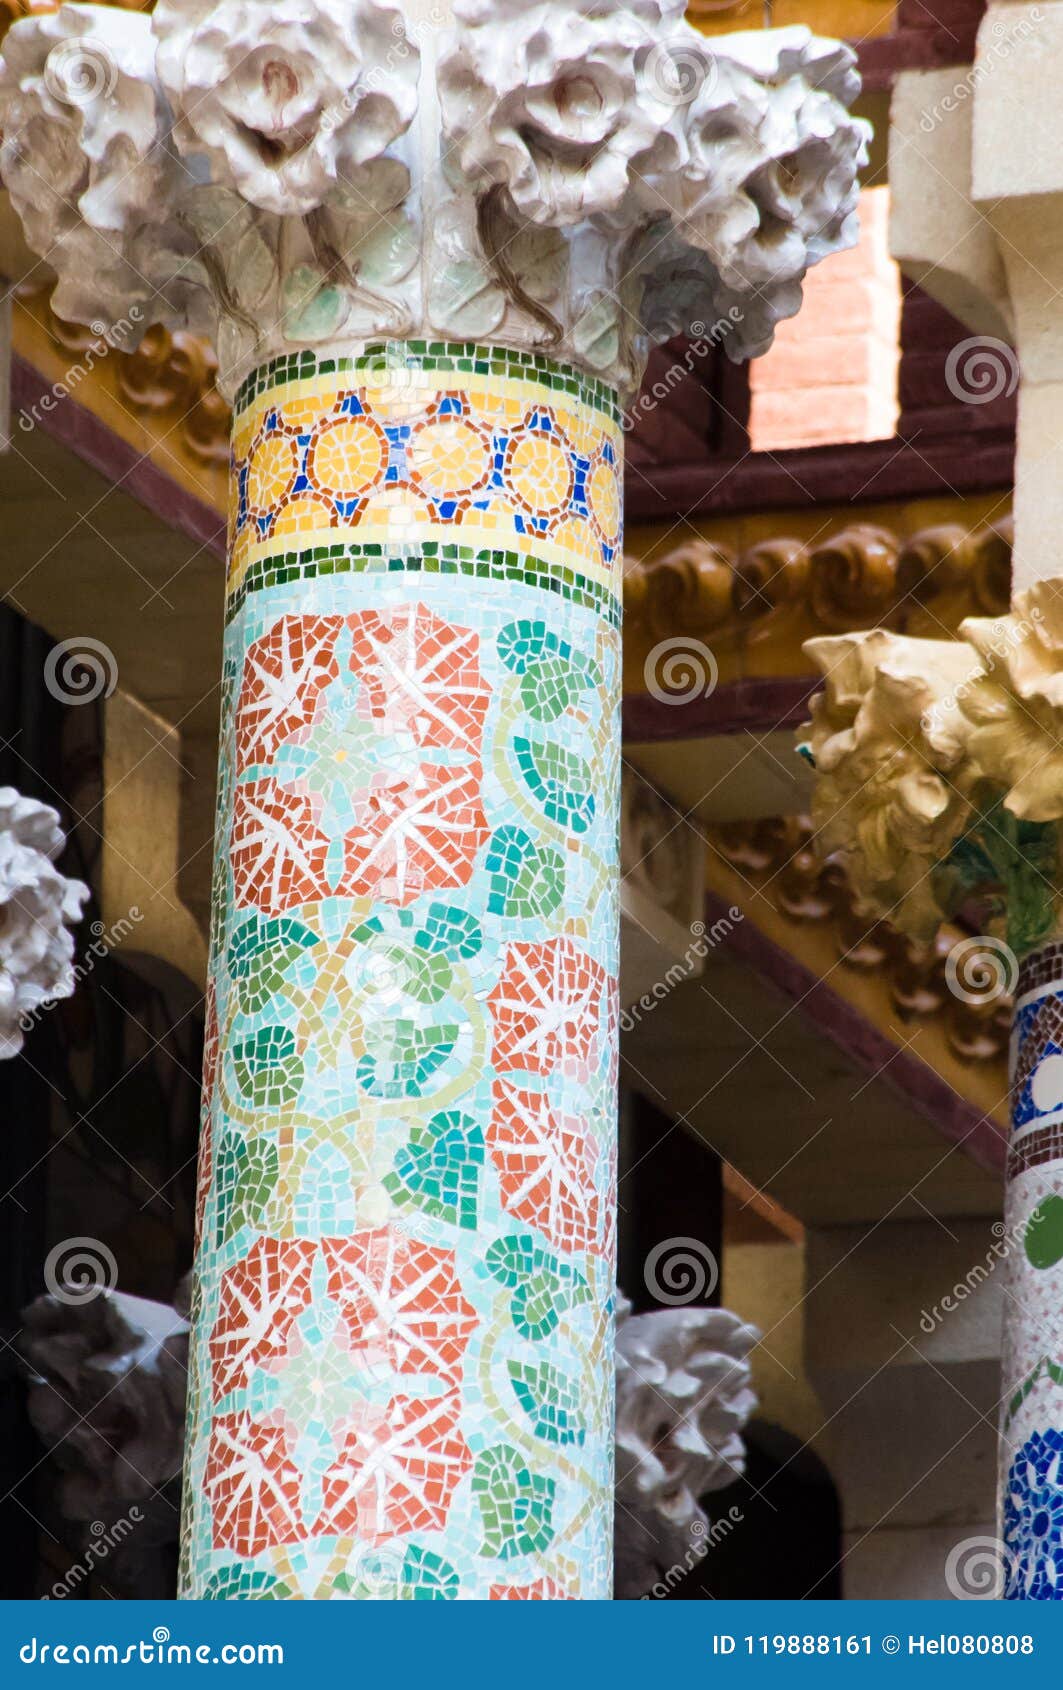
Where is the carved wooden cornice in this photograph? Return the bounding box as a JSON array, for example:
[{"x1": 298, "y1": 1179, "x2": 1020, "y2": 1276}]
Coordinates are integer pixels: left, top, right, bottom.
[
  {"x1": 25, "y1": 286, "x2": 229, "y2": 466},
  {"x1": 10, "y1": 288, "x2": 229, "y2": 523},
  {"x1": 623, "y1": 515, "x2": 1014, "y2": 698},
  {"x1": 707, "y1": 814, "x2": 1011, "y2": 1075}
]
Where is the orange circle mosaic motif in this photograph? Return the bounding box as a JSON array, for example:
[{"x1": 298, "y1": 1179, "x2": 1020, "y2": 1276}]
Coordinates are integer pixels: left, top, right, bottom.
[
  {"x1": 230, "y1": 385, "x2": 622, "y2": 589},
  {"x1": 307, "y1": 417, "x2": 387, "y2": 499},
  {"x1": 505, "y1": 428, "x2": 574, "y2": 518}
]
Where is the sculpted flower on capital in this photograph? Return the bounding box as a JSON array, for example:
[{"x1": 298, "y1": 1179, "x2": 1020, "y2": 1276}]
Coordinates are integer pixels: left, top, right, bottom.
[
  {"x1": 633, "y1": 28, "x2": 867, "y2": 359},
  {"x1": 152, "y1": 0, "x2": 419, "y2": 219},
  {"x1": 439, "y1": 0, "x2": 688, "y2": 228},
  {"x1": 614, "y1": 1297, "x2": 759, "y2": 1601},
  {"x1": 0, "y1": 4, "x2": 178, "y2": 334},
  {"x1": 959, "y1": 583, "x2": 1063, "y2": 825},
  {"x1": 0, "y1": 786, "x2": 89, "y2": 1059},
  {"x1": 439, "y1": 5, "x2": 869, "y2": 370},
  {"x1": 803, "y1": 630, "x2": 985, "y2": 938}
]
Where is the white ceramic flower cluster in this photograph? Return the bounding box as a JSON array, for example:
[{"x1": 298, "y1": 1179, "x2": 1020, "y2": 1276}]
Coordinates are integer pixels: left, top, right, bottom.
[
  {"x1": 0, "y1": 787, "x2": 89, "y2": 1058},
  {"x1": 614, "y1": 1296, "x2": 759, "y2": 1599},
  {"x1": 0, "y1": 0, "x2": 869, "y2": 390},
  {"x1": 23, "y1": 1284, "x2": 189, "y2": 1561},
  {"x1": 21, "y1": 1274, "x2": 758, "y2": 1599},
  {"x1": 441, "y1": 2, "x2": 867, "y2": 358},
  {"x1": 154, "y1": 0, "x2": 418, "y2": 219}
]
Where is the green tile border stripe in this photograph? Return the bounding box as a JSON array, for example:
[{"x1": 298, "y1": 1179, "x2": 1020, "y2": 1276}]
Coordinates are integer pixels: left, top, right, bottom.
[
  {"x1": 225, "y1": 540, "x2": 622, "y2": 631},
  {"x1": 233, "y1": 343, "x2": 621, "y2": 429}
]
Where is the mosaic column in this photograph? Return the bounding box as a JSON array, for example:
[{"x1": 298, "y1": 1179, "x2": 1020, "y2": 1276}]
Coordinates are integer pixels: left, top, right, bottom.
[
  {"x1": 802, "y1": 597, "x2": 1063, "y2": 1600},
  {"x1": 182, "y1": 344, "x2": 622, "y2": 1598},
  {"x1": 1001, "y1": 941, "x2": 1063, "y2": 1599},
  {"x1": 0, "y1": 0, "x2": 866, "y2": 1599}
]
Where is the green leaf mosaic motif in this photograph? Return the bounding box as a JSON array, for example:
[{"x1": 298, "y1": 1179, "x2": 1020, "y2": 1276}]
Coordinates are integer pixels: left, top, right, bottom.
[
  {"x1": 232, "y1": 1026, "x2": 304, "y2": 1109},
  {"x1": 508, "y1": 1360, "x2": 587, "y2": 1445},
  {"x1": 384, "y1": 1111, "x2": 484, "y2": 1230},
  {"x1": 472, "y1": 1446, "x2": 556, "y2": 1560}
]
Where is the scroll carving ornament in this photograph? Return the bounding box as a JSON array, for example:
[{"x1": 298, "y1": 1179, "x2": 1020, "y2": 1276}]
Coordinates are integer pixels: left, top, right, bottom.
[
  {"x1": 802, "y1": 583, "x2": 1063, "y2": 956},
  {"x1": 708, "y1": 814, "x2": 1012, "y2": 1068},
  {"x1": 624, "y1": 518, "x2": 1015, "y2": 647},
  {"x1": 0, "y1": 0, "x2": 869, "y2": 399}
]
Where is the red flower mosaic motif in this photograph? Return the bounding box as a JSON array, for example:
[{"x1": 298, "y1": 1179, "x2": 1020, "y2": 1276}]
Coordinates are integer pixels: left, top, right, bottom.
[
  {"x1": 337, "y1": 764, "x2": 489, "y2": 908},
  {"x1": 347, "y1": 603, "x2": 489, "y2": 757},
  {"x1": 235, "y1": 614, "x2": 341, "y2": 774},
  {"x1": 489, "y1": 937, "x2": 606, "y2": 1080},
  {"x1": 195, "y1": 980, "x2": 220, "y2": 1248},
  {"x1": 488, "y1": 1078, "x2": 601, "y2": 1258},
  {"x1": 231, "y1": 779, "x2": 331, "y2": 913},
  {"x1": 321, "y1": 1227, "x2": 477, "y2": 1392},
  {"x1": 600, "y1": 1133, "x2": 618, "y2": 1270},
  {"x1": 315, "y1": 1393, "x2": 471, "y2": 1542},
  {"x1": 205, "y1": 1413, "x2": 304, "y2": 1556},
  {"x1": 490, "y1": 1578, "x2": 574, "y2": 1600},
  {"x1": 194, "y1": 1112, "x2": 212, "y2": 1253},
  {"x1": 604, "y1": 973, "x2": 620, "y2": 1099},
  {"x1": 209, "y1": 1237, "x2": 317, "y2": 1401}
]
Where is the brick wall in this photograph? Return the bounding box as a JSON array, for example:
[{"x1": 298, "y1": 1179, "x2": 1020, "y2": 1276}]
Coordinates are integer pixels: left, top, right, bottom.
[{"x1": 748, "y1": 185, "x2": 901, "y2": 452}]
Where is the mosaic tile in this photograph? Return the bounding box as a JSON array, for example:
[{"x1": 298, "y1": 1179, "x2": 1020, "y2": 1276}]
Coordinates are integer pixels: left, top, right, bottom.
[
  {"x1": 1002, "y1": 956, "x2": 1063, "y2": 1602},
  {"x1": 225, "y1": 543, "x2": 621, "y2": 634},
  {"x1": 228, "y1": 371, "x2": 622, "y2": 599},
  {"x1": 232, "y1": 346, "x2": 621, "y2": 430},
  {"x1": 182, "y1": 346, "x2": 620, "y2": 1599}
]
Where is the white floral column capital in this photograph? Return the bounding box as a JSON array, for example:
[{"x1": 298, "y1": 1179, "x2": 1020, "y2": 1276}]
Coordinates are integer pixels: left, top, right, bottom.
[
  {"x1": 0, "y1": 0, "x2": 869, "y2": 397},
  {"x1": 614, "y1": 1296, "x2": 759, "y2": 1599},
  {"x1": 0, "y1": 787, "x2": 89, "y2": 1058},
  {"x1": 0, "y1": 0, "x2": 869, "y2": 1605}
]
